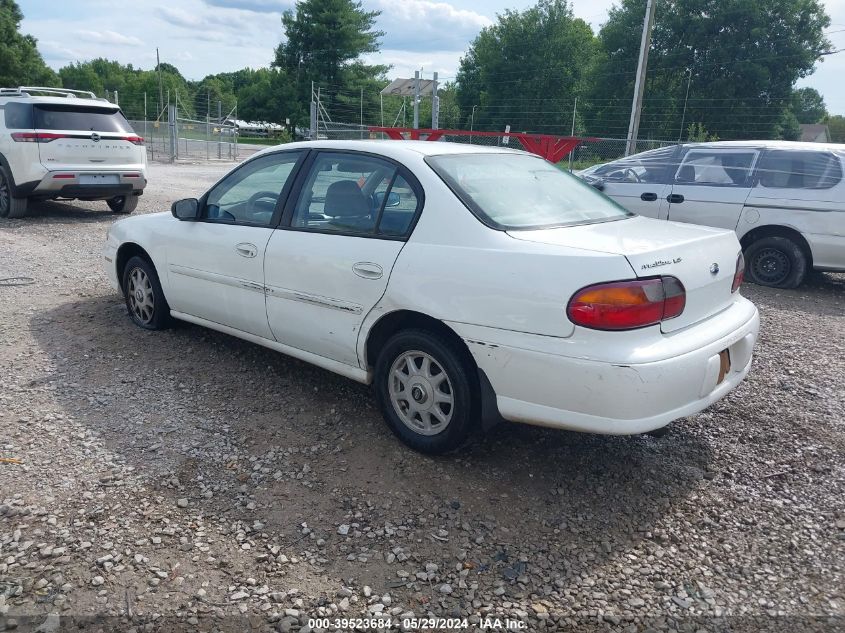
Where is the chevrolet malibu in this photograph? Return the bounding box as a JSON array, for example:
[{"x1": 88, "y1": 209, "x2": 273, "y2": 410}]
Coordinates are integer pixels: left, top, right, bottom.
[{"x1": 103, "y1": 141, "x2": 759, "y2": 453}]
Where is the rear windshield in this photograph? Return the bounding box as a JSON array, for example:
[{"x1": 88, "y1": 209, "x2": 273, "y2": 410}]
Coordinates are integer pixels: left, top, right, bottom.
[
  {"x1": 426, "y1": 153, "x2": 633, "y2": 230},
  {"x1": 34, "y1": 105, "x2": 132, "y2": 133}
]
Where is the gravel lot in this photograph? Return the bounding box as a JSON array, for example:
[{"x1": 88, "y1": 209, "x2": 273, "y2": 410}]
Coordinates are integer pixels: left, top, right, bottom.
[{"x1": 1, "y1": 161, "x2": 843, "y2": 633}]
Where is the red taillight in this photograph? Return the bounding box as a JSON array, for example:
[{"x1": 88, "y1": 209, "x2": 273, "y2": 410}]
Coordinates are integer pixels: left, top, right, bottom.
[
  {"x1": 122, "y1": 173, "x2": 141, "y2": 178},
  {"x1": 732, "y1": 252, "x2": 745, "y2": 293},
  {"x1": 567, "y1": 276, "x2": 686, "y2": 331},
  {"x1": 11, "y1": 132, "x2": 67, "y2": 143},
  {"x1": 51, "y1": 174, "x2": 74, "y2": 179},
  {"x1": 123, "y1": 135, "x2": 144, "y2": 146}
]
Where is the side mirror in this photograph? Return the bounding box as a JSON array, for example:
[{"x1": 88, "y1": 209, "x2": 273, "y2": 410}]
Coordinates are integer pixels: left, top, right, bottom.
[
  {"x1": 374, "y1": 191, "x2": 401, "y2": 208},
  {"x1": 591, "y1": 178, "x2": 606, "y2": 191},
  {"x1": 171, "y1": 198, "x2": 199, "y2": 220}
]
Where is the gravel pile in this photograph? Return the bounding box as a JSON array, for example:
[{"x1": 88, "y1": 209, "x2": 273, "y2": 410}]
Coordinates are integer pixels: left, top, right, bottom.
[{"x1": 0, "y1": 161, "x2": 843, "y2": 632}]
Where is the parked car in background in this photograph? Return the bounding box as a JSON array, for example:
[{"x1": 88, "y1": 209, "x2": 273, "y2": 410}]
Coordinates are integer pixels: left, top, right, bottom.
[
  {"x1": 577, "y1": 141, "x2": 845, "y2": 288},
  {"x1": 0, "y1": 86, "x2": 146, "y2": 219},
  {"x1": 104, "y1": 140, "x2": 758, "y2": 454}
]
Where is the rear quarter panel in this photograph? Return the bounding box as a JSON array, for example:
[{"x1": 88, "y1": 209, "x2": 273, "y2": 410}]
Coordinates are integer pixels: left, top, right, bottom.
[{"x1": 361, "y1": 153, "x2": 637, "y2": 349}]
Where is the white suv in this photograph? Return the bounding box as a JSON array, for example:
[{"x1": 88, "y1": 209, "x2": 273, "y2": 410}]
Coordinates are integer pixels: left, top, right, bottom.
[
  {"x1": 0, "y1": 86, "x2": 147, "y2": 219},
  {"x1": 579, "y1": 141, "x2": 845, "y2": 288}
]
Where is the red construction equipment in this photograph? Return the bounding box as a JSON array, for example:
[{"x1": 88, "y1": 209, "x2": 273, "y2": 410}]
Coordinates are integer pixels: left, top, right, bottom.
[{"x1": 368, "y1": 127, "x2": 595, "y2": 163}]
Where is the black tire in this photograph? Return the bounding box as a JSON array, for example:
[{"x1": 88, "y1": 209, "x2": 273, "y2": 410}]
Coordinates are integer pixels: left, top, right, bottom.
[
  {"x1": 374, "y1": 329, "x2": 478, "y2": 454},
  {"x1": 121, "y1": 256, "x2": 171, "y2": 330},
  {"x1": 108, "y1": 194, "x2": 139, "y2": 214},
  {"x1": 0, "y1": 166, "x2": 28, "y2": 219},
  {"x1": 744, "y1": 236, "x2": 807, "y2": 289}
]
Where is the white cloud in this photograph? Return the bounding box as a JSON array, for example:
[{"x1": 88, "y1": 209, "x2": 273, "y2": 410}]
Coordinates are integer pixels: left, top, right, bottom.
[
  {"x1": 374, "y1": 0, "x2": 491, "y2": 52},
  {"x1": 203, "y1": 0, "x2": 293, "y2": 12},
  {"x1": 75, "y1": 30, "x2": 143, "y2": 47}
]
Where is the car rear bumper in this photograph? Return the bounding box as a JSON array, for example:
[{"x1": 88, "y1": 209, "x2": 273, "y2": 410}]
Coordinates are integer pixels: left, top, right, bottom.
[
  {"x1": 450, "y1": 297, "x2": 760, "y2": 434},
  {"x1": 32, "y1": 171, "x2": 146, "y2": 199}
]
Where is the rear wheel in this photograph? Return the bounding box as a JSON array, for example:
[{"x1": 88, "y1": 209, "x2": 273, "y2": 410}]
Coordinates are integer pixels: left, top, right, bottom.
[
  {"x1": 374, "y1": 329, "x2": 477, "y2": 454},
  {"x1": 744, "y1": 236, "x2": 807, "y2": 289},
  {"x1": 0, "y1": 167, "x2": 28, "y2": 218},
  {"x1": 122, "y1": 256, "x2": 171, "y2": 330},
  {"x1": 108, "y1": 194, "x2": 139, "y2": 214}
]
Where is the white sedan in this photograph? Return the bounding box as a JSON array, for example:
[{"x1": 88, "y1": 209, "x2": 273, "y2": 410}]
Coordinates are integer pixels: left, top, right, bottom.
[{"x1": 103, "y1": 141, "x2": 759, "y2": 453}]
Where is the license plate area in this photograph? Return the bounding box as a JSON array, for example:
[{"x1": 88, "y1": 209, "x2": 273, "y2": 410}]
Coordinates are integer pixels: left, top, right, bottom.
[
  {"x1": 79, "y1": 174, "x2": 120, "y2": 185},
  {"x1": 716, "y1": 349, "x2": 732, "y2": 385}
]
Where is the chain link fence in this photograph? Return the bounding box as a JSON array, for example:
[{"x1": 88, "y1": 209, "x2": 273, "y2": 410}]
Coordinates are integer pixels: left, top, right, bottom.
[
  {"x1": 316, "y1": 123, "x2": 677, "y2": 169},
  {"x1": 127, "y1": 118, "x2": 262, "y2": 164}
]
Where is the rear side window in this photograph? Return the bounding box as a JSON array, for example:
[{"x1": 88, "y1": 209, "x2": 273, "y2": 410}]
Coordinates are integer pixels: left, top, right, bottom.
[
  {"x1": 33, "y1": 105, "x2": 132, "y2": 133},
  {"x1": 675, "y1": 151, "x2": 757, "y2": 186},
  {"x1": 756, "y1": 150, "x2": 842, "y2": 190},
  {"x1": 2, "y1": 102, "x2": 33, "y2": 129}
]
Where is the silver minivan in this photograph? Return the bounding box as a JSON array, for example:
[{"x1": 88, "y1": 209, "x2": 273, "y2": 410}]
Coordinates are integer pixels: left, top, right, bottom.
[{"x1": 579, "y1": 141, "x2": 845, "y2": 288}]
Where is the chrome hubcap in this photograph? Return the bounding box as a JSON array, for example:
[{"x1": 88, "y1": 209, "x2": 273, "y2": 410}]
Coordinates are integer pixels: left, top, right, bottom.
[
  {"x1": 127, "y1": 267, "x2": 154, "y2": 324},
  {"x1": 389, "y1": 350, "x2": 454, "y2": 436}
]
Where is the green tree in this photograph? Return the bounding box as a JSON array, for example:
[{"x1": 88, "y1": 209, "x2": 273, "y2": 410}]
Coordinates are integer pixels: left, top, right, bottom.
[
  {"x1": 0, "y1": 0, "x2": 59, "y2": 87},
  {"x1": 587, "y1": 0, "x2": 831, "y2": 140},
  {"x1": 456, "y1": 0, "x2": 598, "y2": 132},
  {"x1": 273, "y1": 0, "x2": 387, "y2": 127},
  {"x1": 825, "y1": 114, "x2": 845, "y2": 143},
  {"x1": 790, "y1": 86, "x2": 827, "y2": 123}
]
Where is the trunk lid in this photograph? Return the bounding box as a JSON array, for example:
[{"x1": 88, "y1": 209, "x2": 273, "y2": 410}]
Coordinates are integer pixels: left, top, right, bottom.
[
  {"x1": 507, "y1": 216, "x2": 742, "y2": 333},
  {"x1": 34, "y1": 103, "x2": 143, "y2": 170}
]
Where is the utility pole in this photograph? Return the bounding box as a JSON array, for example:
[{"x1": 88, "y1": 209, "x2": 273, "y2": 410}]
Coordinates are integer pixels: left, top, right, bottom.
[
  {"x1": 625, "y1": 0, "x2": 657, "y2": 156},
  {"x1": 413, "y1": 70, "x2": 420, "y2": 130},
  {"x1": 568, "y1": 97, "x2": 578, "y2": 172},
  {"x1": 156, "y1": 48, "x2": 164, "y2": 116},
  {"x1": 431, "y1": 71, "x2": 440, "y2": 130},
  {"x1": 309, "y1": 81, "x2": 317, "y2": 140},
  {"x1": 678, "y1": 68, "x2": 692, "y2": 143}
]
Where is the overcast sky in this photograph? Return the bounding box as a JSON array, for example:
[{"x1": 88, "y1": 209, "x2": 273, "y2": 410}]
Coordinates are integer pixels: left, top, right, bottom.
[{"x1": 18, "y1": 0, "x2": 845, "y2": 114}]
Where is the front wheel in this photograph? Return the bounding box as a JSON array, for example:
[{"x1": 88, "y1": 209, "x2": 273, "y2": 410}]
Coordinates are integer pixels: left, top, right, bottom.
[
  {"x1": 744, "y1": 236, "x2": 807, "y2": 289},
  {"x1": 122, "y1": 256, "x2": 171, "y2": 330},
  {"x1": 374, "y1": 329, "x2": 478, "y2": 454},
  {"x1": 108, "y1": 194, "x2": 139, "y2": 214}
]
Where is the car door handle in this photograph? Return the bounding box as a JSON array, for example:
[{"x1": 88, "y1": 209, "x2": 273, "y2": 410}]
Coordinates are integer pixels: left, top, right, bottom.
[
  {"x1": 352, "y1": 262, "x2": 383, "y2": 280},
  {"x1": 235, "y1": 242, "x2": 257, "y2": 258},
  {"x1": 640, "y1": 192, "x2": 658, "y2": 201},
  {"x1": 667, "y1": 193, "x2": 685, "y2": 203}
]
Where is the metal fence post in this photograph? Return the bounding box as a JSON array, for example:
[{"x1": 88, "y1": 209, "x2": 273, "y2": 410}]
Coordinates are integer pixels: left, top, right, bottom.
[
  {"x1": 218, "y1": 101, "x2": 222, "y2": 159},
  {"x1": 167, "y1": 104, "x2": 177, "y2": 163}
]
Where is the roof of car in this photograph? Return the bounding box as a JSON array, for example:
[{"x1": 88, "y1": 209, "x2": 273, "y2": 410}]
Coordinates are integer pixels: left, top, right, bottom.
[
  {"x1": 683, "y1": 139, "x2": 845, "y2": 152},
  {"x1": 0, "y1": 94, "x2": 117, "y2": 108},
  {"x1": 252, "y1": 139, "x2": 529, "y2": 160}
]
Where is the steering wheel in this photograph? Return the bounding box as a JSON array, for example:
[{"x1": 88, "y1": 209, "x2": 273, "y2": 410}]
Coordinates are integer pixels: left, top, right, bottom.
[
  {"x1": 247, "y1": 190, "x2": 279, "y2": 213},
  {"x1": 623, "y1": 168, "x2": 641, "y2": 183}
]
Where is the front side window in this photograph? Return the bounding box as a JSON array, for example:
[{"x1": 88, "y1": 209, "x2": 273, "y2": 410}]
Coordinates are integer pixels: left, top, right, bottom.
[
  {"x1": 427, "y1": 153, "x2": 632, "y2": 230},
  {"x1": 292, "y1": 152, "x2": 420, "y2": 237},
  {"x1": 33, "y1": 105, "x2": 132, "y2": 133},
  {"x1": 755, "y1": 150, "x2": 843, "y2": 190},
  {"x1": 594, "y1": 146, "x2": 679, "y2": 184},
  {"x1": 675, "y1": 150, "x2": 758, "y2": 186},
  {"x1": 204, "y1": 151, "x2": 302, "y2": 226}
]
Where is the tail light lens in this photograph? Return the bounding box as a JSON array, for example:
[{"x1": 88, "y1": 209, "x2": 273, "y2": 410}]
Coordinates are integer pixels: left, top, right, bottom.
[
  {"x1": 123, "y1": 135, "x2": 145, "y2": 146},
  {"x1": 732, "y1": 252, "x2": 744, "y2": 293},
  {"x1": 567, "y1": 276, "x2": 686, "y2": 331},
  {"x1": 11, "y1": 132, "x2": 67, "y2": 143}
]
